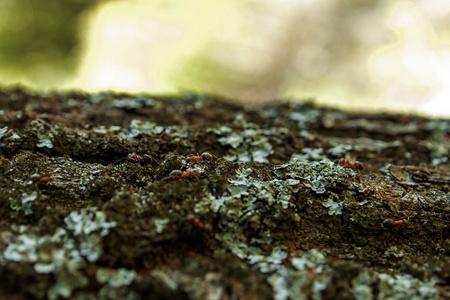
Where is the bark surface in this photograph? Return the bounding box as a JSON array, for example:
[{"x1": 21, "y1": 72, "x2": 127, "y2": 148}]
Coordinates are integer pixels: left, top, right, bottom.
[{"x1": 0, "y1": 89, "x2": 449, "y2": 299}]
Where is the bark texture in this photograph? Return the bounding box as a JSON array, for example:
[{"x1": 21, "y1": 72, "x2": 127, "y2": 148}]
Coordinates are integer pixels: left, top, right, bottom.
[{"x1": 0, "y1": 89, "x2": 449, "y2": 299}]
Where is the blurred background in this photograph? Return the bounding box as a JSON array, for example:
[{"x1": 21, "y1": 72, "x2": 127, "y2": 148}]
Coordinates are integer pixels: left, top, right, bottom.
[{"x1": 1, "y1": 0, "x2": 450, "y2": 116}]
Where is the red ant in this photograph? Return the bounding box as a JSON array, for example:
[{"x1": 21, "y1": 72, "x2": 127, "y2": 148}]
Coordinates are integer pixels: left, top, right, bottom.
[
  {"x1": 162, "y1": 169, "x2": 202, "y2": 181},
  {"x1": 186, "y1": 214, "x2": 205, "y2": 230},
  {"x1": 185, "y1": 152, "x2": 213, "y2": 164},
  {"x1": 30, "y1": 174, "x2": 55, "y2": 183},
  {"x1": 334, "y1": 158, "x2": 364, "y2": 171},
  {"x1": 382, "y1": 219, "x2": 409, "y2": 228},
  {"x1": 126, "y1": 153, "x2": 157, "y2": 165}
]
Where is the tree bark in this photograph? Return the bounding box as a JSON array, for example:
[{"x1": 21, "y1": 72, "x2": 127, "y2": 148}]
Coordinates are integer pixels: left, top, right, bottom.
[{"x1": 0, "y1": 89, "x2": 449, "y2": 299}]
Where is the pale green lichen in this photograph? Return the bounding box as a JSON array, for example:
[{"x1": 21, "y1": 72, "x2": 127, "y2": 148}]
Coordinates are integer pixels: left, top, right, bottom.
[
  {"x1": 21, "y1": 191, "x2": 38, "y2": 215},
  {"x1": 64, "y1": 208, "x2": 117, "y2": 262},
  {"x1": 96, "y1": 268, "x2": 136, "y2": 287},
  {"x1": 327, "y1": 144, "x2": 352, "y2": 157},
  {"x1": 425, "y1": 120, "x2": 449, "y2": 165},
  {"x1": 378, "y1": 273, "x2": 439, "y2": 300},
  {"x1": 3, "y1": 207, "x2": 117, "y2": 299},
  {"x1": 351, "y1": 271, "x2": 373, "y2": 300},
  {"x1": 266, "y1": 247, "x2": 439, "y2": 300},
  {"x1": 0, "y1": 126, "x2": 7, "y2": 139},
  {"x1": 124, "y1": 119, "x2": 165, "y2": 140},
  {"x1": 9, "y1": 191, "x2": 38, "y2": 216},
  {"x1": 215, "y1": 115, "x2": 274, "y2": 163},
  {"x1": 70, "y1": 268, "x2": 139, "y2": 300},
  {"x1": 154, "y1": 218, "x2": 170, "y2": 233},
  {"x1": 274, "y1": 157, "x2": 355, "y2": 211},
  {"x1": 3, "y1": 233, "x2": 41, "y2": 262},
  {"x1": 291, "y1": 249, "x2": 326, "y2": 272},
  {"x1": 248, "y1": 246, "x2": 288, "y2": 273},
  {"x1": 291, "y1": 148, "x2": 329, "y2": 162},
  {"x1": 112, "y1": 96, "x2": 157, "y2": 110},
  {"x1": 65, "y1": 207, "x2": 117, "y2": 238},
  {"x1": 322, "y1": 194, "x2": 343, "y2": 216},
  {"x1": 195, "y1": 166, "x2": 301, "y2": 263},
  {"x1": 268, "y1": 249, "x2": 326, "y2": 300},
  {"x1": 289, "y1": 106, "x2": 319, "y2": 129},
  {"x1": 274, "y1": 157, "x2": 355, "y2": 192},
  {"x1": 37, "y1": 132, "x2": 53, "y2": 148}
]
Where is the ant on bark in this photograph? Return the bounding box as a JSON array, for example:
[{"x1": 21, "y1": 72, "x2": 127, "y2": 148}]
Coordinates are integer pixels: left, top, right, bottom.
[
  {"x1": 334, "y1": 158, "x2": 364, "y2": 171},
  {"x1": 161, "y1": 169, "x2": 202, "y2": 181}
]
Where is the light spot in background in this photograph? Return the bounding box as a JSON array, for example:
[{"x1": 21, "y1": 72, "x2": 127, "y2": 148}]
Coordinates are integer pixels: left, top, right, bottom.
[{"x1": 59, "y1": 1, "x2": 450, "y2": 116}]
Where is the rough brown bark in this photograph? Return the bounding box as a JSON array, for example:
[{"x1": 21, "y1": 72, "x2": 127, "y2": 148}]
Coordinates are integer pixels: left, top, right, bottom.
[{"x1": 0, "y1": 88, "x2": 449, "y2": 299}]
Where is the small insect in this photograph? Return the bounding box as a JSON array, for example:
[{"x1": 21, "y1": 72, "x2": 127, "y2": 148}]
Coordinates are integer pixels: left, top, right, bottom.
[
  {"x1": 127, "y1": 153, "x2": 155, "y2": 165},
  {"x1": 185, "y1": 152, "x2": 214, "y2": 164},
  {"x1": 162, "y1": 169, "x2": 202, "y2": 181},
  {"x1": 334, "y1": 158, "x2": 364, "y2": 171},
  {"x1": 382, "y1": 219, "x2": 409, "y2": 228},
  {"x1": 186, "y1": 214, "x2": 205, "y2": 230},
  {"x1": 30, "y1": 174, "x2": 55, "y2": 183}
]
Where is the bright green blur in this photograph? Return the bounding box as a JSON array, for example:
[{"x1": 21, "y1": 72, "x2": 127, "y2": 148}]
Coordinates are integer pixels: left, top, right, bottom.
[{"x1": 1, "y1": 0, "x2": 449, "y2": 116}]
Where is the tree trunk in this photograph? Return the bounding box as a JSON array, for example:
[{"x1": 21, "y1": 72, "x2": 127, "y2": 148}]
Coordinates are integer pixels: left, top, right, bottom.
[{"x1": 0, "y1": 89, "x2": 449, "y2": 299}]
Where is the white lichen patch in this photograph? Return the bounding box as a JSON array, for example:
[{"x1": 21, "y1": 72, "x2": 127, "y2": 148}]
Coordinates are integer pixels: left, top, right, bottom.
[
  {"x1": 378, "y1": 273, "x2": 439, "y2": 300},
  {"x1": 123, "y1": 119, "x2": 165, "y2": 140},
  {"x1": 65, "y1": 207, "x2": 117, "y2": 238},
  {"x1": 36, "y1": 133, "x2": 53, "y2": 148},
  {"x1": 154, "y1": 218, "x2": 170, "y2": 233},
  {"x1": 0, "y1": 126, "x2": 8, "y2": 139},
  {"x1": 268, "y1": 249, "x2": 328, "y2": 300},
  {"x1": 291, "y1": 148, "x2": 329, "y2": 162},
  {"x1": 9, "y1": 191, "x2": 38, "y2": 216},
  {"x1": 322, "y1": 194, "x2": 343, "y2": 216},
  {"x1": 289, "y1": 105, "x2": 319, "y2": 129},
  {"x1": 214, "y1": 115, "x2": 274, "y2": 163},
  {"x1": 2, "y1": 208, "x2": 117, "y2": 300},
  {"x1": 96, "y1": 268, "x2": 136, "y2": 288}
]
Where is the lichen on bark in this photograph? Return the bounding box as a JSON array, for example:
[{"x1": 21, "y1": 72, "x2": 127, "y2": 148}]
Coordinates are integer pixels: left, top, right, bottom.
[{"x1": 0, "y1": 89, "x2": 449, "y2": 299}]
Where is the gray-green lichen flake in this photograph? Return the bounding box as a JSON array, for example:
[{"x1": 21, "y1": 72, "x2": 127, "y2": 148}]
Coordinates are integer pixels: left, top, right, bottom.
[
  {"x1": 154, "y1": 218, "x2": 170, "y2": 233},
  {"x1": 292, "y1": 148, "x2": 329, "y2": 162},
  {"x1": 21, "y1": 191, "x2": 38, "y2": 215},
  {"x1": 2, "y1": 207, "x2": 117, "y2": 299},
  {"x1": 327, "y1": 144, "x2": 352, "y2": 157},
  {"x1": 65, "y1": 208, "x2": 117, "y2": 262},
  {"x1": 10, "y1": 191, "x2": 38, "y2": 215},
  {"x1": 3, "y1": 233, "x2": 40, "y2": 262},
  {"x1": 0, "y1": 126, "x2": 7, "y2": 139},
  {"x1": 322, "y1": 194, "x2": 343, "y2": 215},
  {"x1": 268, "y1": 249, "x2": 327, "y2": 300},
  {"x1": 377, "y1": 273, "x2": 439, "y2": 300},
  {"x1": 37, "y1": 132, "x2": 53, "y2": 148},
  {"x1": 3, "y1": 230, "x2": 89, "y2": 300},
  {"x1": 96, "y1": 268, "x2": 136, "y2": 288},
  {"x1": 124, "y1": 119, "x2": 165, "y2": 140},
  {"x1": 65, "y1": 207, "x2": 117, "y2": 238},
  {"x1": 93, "y1": 268, "x2": 139, "y2": 300},
  {"x1": 111, "y1": 96, "x2": 157, "y2": 110},
  {"x1": 289, "y1": 107, "x2": 319, "y2": 129},
  {"x1": 274, "y1": 157, "x2": 355, "y2": 189},
  {"x1": 248, "y1": 246, "x2": 287, "y2": 273},
  {"x1": 207, "y1": 166, "x2": 302, "y2": 260},
  {"x1": 274, "y1": 157, "x2": 355, "y2": 210},
  {"x1": 351, "y1": 271, "x2": 373, "y2": 300},
  {"x1": 215, "y1": 115, "x2": 274, "y2": 163}
]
